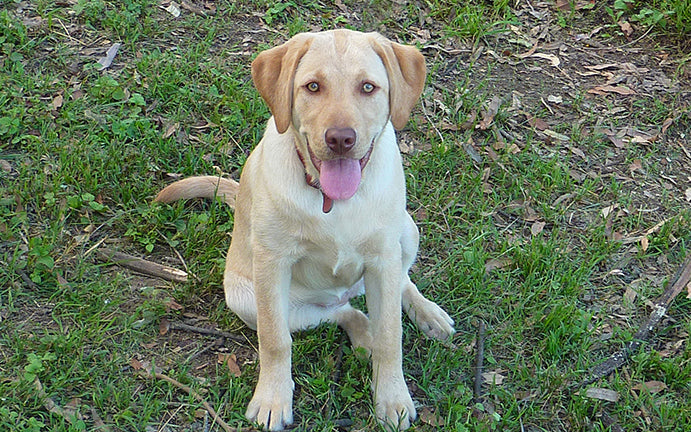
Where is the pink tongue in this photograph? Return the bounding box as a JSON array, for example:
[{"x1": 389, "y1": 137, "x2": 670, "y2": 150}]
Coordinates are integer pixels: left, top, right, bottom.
[{"x1": 319, "y1": 158, "x2": 361, "y2": 200}]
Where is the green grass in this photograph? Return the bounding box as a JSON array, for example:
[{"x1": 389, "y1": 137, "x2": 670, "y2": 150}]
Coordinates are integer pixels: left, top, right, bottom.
[{"x1": 1, "y1": 0, "x2": 690, "y2": 431}]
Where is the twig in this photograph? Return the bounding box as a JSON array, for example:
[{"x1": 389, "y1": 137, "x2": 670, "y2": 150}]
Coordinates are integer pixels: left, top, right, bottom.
[
  {"x1": 169, "y1": 321, "x2": 247, "y2": 344},
  {"x1": 573, "y1": 253, "x2": 691, "y2": 390},
  {"x1": 137, "y1": 370, "x2": 234, "y2": 432},
  {"x1": 473, "y1": 320, "x2": 486, "y2": 403},
  {"x1": 95, "y1": 247, "x2": 188, "y2": 283},
  {"x1": 34, "y1": 377, "x2": 79, "y2": 425}
]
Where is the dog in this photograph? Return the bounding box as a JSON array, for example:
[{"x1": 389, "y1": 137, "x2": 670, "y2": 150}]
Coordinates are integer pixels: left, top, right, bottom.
[{"x1": 155, "y1": 29, "x2": 455, "y2": 431}]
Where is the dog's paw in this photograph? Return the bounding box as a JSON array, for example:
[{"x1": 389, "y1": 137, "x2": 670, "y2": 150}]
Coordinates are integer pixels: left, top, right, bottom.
[
  {"x1": 407, "y1": 298, "x2": 455, "y2": 340},
  {"x1": 246, "y1": 378, "x2": 294, "y2": 431},
  {"x1": 374, "y1": 380, "x2": 416, "y2": 431}
]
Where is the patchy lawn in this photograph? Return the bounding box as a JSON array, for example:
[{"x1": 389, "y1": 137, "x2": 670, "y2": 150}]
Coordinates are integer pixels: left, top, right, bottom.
[{"x1": 1, "y1": 1, "x2": 689, "y2": 431}]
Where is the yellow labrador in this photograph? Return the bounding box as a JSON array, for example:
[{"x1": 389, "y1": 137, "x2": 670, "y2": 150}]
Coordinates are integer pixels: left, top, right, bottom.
[{"x1": 156, "y1": 29, "x2": 454, "y2": 431}]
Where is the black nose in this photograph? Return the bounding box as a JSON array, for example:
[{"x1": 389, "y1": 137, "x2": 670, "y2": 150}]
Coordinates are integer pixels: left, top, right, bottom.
[{"x1": 325, "y1": 128, "x2": 356, "y2": 155}]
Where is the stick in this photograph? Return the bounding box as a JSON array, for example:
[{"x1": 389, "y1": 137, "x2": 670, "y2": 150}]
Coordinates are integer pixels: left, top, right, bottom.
[
  {"x1": 137, "y1": 371, "x2": 234, "y2": 432},
  {"x1": 474, "y1": 320, "x2": 486, "y2": 403},
  {"x1": 95, "y1": 247, "x2": 188, "y2": 283},
  {"x1": 168, "y1": 321, "x2": 247, "y2": 344},
  {"x1": 574, "y1": 253, "x2": 691, "y2": 389}
]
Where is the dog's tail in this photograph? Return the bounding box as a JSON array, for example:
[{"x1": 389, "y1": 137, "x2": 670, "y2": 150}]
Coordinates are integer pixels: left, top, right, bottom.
[{"x1": 154, "y1": 176, "x2": 239, "y2": 209}]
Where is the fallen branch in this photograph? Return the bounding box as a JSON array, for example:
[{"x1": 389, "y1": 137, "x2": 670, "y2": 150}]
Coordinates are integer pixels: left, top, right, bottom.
[
  {"x1": 574, "y1": 253, "x2": 691, "y2": 390},
  {"x1": 137, "y1": 370, "x2": 234, "y2": 432},
  {"x1": 34, "y1": 377, "x2": 80, "y2": 425},
  {"x1": 168, "y1": 320, "x2": 247, "y2": 344},
  {"x1": 95, "y1": 247, "x2": 188, "y2": 283},
  {"x1": 473, "y1": 320, "x2": 487, "y2": 403}
]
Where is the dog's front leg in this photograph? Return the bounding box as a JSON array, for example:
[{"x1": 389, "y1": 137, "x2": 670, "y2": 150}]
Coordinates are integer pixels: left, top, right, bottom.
[
  {"x1": 245, "y1": 248, "x2": 295, "y2": 431},
  {"x1": 365, "y1": 245, "x2": 416, "y2": 431}
]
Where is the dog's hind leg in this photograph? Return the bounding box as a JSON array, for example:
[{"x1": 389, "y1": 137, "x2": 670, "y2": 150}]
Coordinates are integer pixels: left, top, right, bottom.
[
  {"x1": 333, "y1": 305, "x2": 372, "y2": 352},
  {"x1": 223, "y1": 270, "x2": 259, "y2": 330}
]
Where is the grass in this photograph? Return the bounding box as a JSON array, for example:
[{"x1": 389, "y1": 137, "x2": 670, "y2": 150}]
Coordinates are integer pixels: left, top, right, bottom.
[{"x1": 1, "y1": 0, "x2": 690, "y2": 431}]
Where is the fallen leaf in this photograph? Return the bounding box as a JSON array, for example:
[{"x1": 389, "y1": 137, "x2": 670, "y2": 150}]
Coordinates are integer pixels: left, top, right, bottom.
[
  {"x1": 633, "y1": 381, "x2": 667, "y2": 394},
  {"x1": 585, "y1": 387, "x2": 619, "y2": 402},
  {"x1": 478, "y1": 96, "x2": 502, "y2": 130},
  {"x1": 640, "y1": 236, "x2": 649, "y2": 252},
  {"x1": 130, "y1": 358, "x2": 144, "y2": 370},
  {"x1": 97, "y1": 43, "x2": 122, "y2": 71},
  {"x1": 485, "y1": 257, "x2": 513, "y2": 273},
  {"x1": 526, "y1": 114, "x2": 549, "y2": 131},
  {"x1": 543, "y1": 129, "x2": 570, "y2": 141},
  {"x1": 619, "y1": 21, "x2": 634, "y2": 37},
  {"x1": 164, "y1": 1, "x2": 182, "y2": 17},
  {"x1": 629, "y1": 159, "x2": 643, "y2": 173},
  {"x1": 482, "y1": 371, "x2": 505, "y2": 385},
  {"x1": 218, "y1": 353, "x2": 242, "y2": 377},
  {"x1": 686, "y1": 281, "x2": 691, "y2": 299},
  {"x1": 547, "y1": 94, "x2": 563, "y2": 104},
  {"x1": 530, "y1": 52, "x2": 560, "y2": 67},
  {"x1": 623, "y1": 286, "x2": 637, "y2": 303},
  {"x1": 531, "y1": 221, "x2": 546, "y2": 236},
  {"x1": 686, "y1": 188, "x2": 691, "y2": 202},
  {"x1": 419, "y1": 407, "x2": 445, "y2": 427},
  {"x1": 165, "y1": 299, "x2": 184, "y2": 311},
  {"x1": 588, "y1": 85, "x2": 636, "y2": 95},
  {"x1": 52, "y1": 94, "x2": 63, "y2": 110},
  {"x1": 159, "y1": 317, "x2": 170, "y2": 335},
  {"x1": 568, "y1": 146, "x2": 586, "y2": 159}
]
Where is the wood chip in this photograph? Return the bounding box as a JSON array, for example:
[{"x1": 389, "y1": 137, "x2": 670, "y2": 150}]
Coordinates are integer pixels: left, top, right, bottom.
[{"x1": 585, "y1": 387, "x2": 619, "y2": 402}]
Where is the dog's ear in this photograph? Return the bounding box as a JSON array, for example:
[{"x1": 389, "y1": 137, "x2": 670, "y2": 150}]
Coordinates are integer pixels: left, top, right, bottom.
[
  {"x1": 251, "y1": 34, "x2": 313, "y2": 134},
  {"x1": 370, "y1": 35, "x2": 426, "y2": 130}
]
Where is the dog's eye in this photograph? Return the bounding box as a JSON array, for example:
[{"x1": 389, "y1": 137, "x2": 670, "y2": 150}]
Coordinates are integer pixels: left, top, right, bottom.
[
  {"x1": 362, "y1": 82, "x2": 376, "y2": 94},
  {"x1": 306, "y1": 82, "x2": 320, "y2": 92}
]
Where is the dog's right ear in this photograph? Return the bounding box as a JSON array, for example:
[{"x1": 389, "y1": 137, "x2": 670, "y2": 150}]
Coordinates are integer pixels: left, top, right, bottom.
[{"x1": 251, "y1": 34, "x2": 313, "y2": 134}]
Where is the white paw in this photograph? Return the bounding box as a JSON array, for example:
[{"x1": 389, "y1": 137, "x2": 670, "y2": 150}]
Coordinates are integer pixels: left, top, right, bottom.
[
  {"x1": 407, "y1": 298, "x2": 455, "y2": 340},
  {"x1": 246, "y1": 378, "x2": 294, "y2": 431},
  {"x1": 374, "y1": 378, "x2": 417, "y2": 431}
]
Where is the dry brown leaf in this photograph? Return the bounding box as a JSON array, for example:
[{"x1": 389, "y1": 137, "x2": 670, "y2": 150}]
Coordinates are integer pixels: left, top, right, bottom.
[
  {"x1": 585, "y1": 387, "x2": 619, "y2": 402},
  {"x1": 633, "y1": 381, "x2": 667, "y2": 394},
  {"x1": 482, "y1": 371, "x2": 506, "y2": 385},
  {"x1": 661, "y1": 117, "x2": 673, "y2": 134},
  {"x1": 686, "y1": 281, "x2": 691, "y2": 299},
  {"x1": 588, "y1": 85, "x2": 636, "y2": 96},
  {"x1": 419, "y1": 407, "x2": 445, "y2": 427},
  {"x1": 478, "y1": 96, "x2": 502, "y2": 130},
  {"x1": 629, "y1": 159, "x2": 643, "y2": 173},
  {"x1": 568, "y1": 146, "x2": 586, "y2": 159},
  {"x1": 130, "y1": 358, "x2": 144, "y2": 370},
  {"x1": 159, "y1": 318, "x2": 170, "y2": 335},
  {"x1": 526, "y1": 114, "x2": 549, "y2": 131},
  {"x1": 485, "y1": 257, "x2": 513, "y2": 273},
  {"x1": 162, "y1": 122, "x2": 179, "y2": 139},
  {"x1": 218, "y1": 353, "x2": 242, "y2": 377},
  {"x1": 52, "y1": 94, "x2": 64, "y2": 110},
  {"x1": 531, "y1": 221, "x2": 546, "y2": 236},
  {"x1": 165, "y1": 299, "x2": 184, "y2": 311},
  {"x1": 543, "y1": 129, "x2": 570, "y2": 141},
  {"x1": 619, "y1": 21, "x2": 634, "y2": 37},
  {"x1": 555, "y1": 0, "x2": 570, "y2": 12},
  {"x1": 531, "y1": 52, "x2": 560, "y2": 67},
  {"x1": 640, "y1": 236, "x2": 649, "y2": 252}
]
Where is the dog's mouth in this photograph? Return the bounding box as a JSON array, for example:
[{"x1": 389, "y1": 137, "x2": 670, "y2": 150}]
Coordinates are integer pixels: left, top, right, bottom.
[
  {"x1": 300, "y1": 138, "x2": 373, "y2": 213},
  {"x1": 307, "y1": 143, "x2": 372, "y2": 200}
]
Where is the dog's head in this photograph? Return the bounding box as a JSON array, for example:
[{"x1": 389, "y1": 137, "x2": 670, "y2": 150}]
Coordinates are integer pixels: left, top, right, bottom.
[{"x1": 251, "y1": 29, "x2": 426, "y2": 205}]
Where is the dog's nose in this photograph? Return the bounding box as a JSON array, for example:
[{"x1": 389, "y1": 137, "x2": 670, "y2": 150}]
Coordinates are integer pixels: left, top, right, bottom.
[{"x1": 325, "y1": 128, "x2": 356, "y2": 155}]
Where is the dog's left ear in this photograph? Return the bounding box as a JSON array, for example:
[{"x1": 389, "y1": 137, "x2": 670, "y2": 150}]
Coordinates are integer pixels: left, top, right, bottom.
[
  {"x1": 370, "y1": 35, "x2": 427, "y2": 130},
  {"x1": 252, "y1": 34, "x2": 313, "y2": 134}
]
